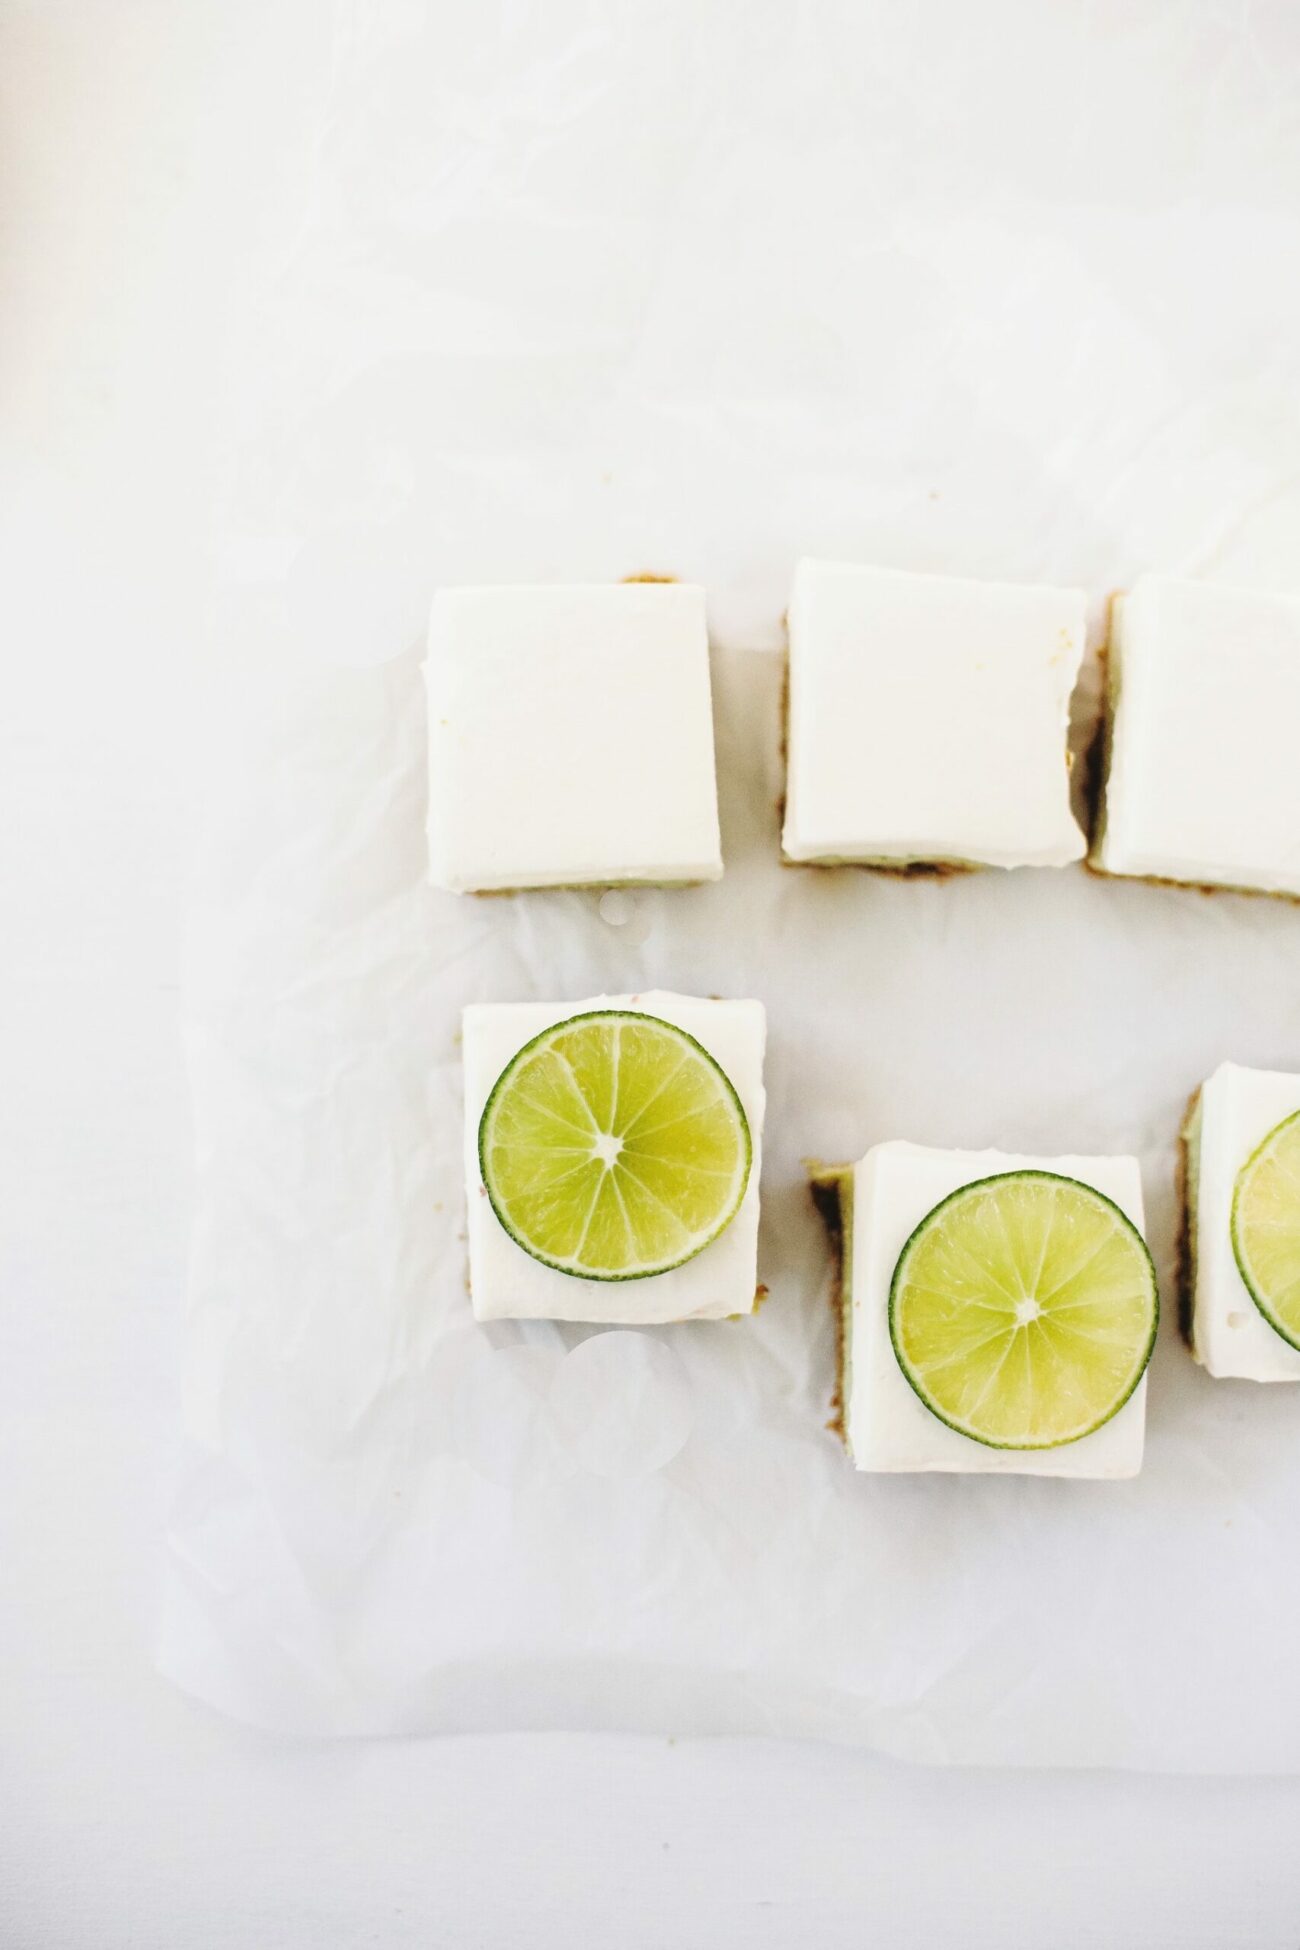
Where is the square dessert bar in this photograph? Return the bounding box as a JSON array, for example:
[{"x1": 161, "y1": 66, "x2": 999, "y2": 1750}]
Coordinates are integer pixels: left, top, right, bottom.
[
  {"x1": 1090, "y1": 576, "x2": 1300, "y2": 897},
  {"x1": 426, "y1": 583, "x2": 723, "y2": 893},
  {"x1": 811, "y1": 1142, "x2": 1148, "y2": 1476},
  {"x1": 1181, "y1": 1063, "x2": 1300, "y2": 1381},
  {"x1": 781, "y1": 559, "x2": 1087, "y2": 872},
  {"x1": 463, "y1": 991, "x2": 765, "y2": 1324}
]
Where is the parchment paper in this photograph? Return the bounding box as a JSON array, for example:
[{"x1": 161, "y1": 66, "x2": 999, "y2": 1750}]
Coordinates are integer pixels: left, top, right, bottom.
[{"x1": 161, "y1": 0, "x2": 1300, "y2": 1767}]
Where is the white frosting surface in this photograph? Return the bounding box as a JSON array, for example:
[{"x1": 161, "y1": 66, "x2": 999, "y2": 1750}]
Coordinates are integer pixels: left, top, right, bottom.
[
  {"x1": 1095, "y1": 577, "x2": 1300, "y2": 895},
  {"x1": 426, "y1": 584, "x2": 723, "y2": 892},
  {"x1": 1189, "y1": 1062, "x2": 1300, "y2": 1382},
  {"x1": 463, "y1": 991, "x2": 765, "y2": 1324},
  {"x1": 845, "y1": 1142, "x2": 1147, "y2": 1476},
  {"x1": 781, "y1": 559, "x2": 1086, "y2": 870}
]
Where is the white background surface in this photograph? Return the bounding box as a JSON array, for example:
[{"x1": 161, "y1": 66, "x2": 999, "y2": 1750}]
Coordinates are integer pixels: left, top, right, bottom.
[{"x1": 6, "y1": 2, "x2": 1300, "y2": 1943}]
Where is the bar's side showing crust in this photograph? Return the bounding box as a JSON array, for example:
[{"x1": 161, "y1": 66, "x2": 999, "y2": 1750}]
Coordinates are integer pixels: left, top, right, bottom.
[
  {"x1": 808, "y1": 1164, "x2": 852, "y2": 1444},
  {"x1": 1083, "y1": 595, "x2": 1119, "y2": 869},
  {"x1": 1084, "y1": 860, "x2": 1300, "y2": 905},
  {"x1": 776, "y1": 646, "x2": 789, "y2": 830},
  {"x1": 468, "y1": 878, "x2": 706, "y2": 898},
  {"x1": 1176, "y1": 1087, "x2": 1204, "y2": 1355},
  {"x1": 782, "y1": 854, "x2": 976, "y2": 878}
]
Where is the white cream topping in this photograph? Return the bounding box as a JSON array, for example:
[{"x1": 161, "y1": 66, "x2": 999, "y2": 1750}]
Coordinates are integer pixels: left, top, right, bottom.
[
  {"x1": 845, "y1": 1142, "x2": 1147, "y2": 1476},
  {"x1": 1189, "y1": 1062, "x2": 1300, "y2": 1382},
  {"x1": 781, "y1": 558, "x2": 1086, "y2": 870},
  {"x1": 1094, "y1": 576, "x2": 1300, "y2": 895},
  {"x1": 463, "y1": 991, "x2": 765, "y2": 1325},
  {"x1": 426, "y1": 584, "x2": 723, "y2": 893}
]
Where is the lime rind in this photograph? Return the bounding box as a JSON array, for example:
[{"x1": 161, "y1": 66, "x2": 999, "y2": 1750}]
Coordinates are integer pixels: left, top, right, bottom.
[
  {"x1": 1231, "y1": 1109, "x2": 1300, "y2": 1352},
  {"x1": 888, "y1": 1169, "x2": 1158, "y2": 1451},
  {"x1": 478, "y1": 1010, "x2": 752, "y2": 1282}
]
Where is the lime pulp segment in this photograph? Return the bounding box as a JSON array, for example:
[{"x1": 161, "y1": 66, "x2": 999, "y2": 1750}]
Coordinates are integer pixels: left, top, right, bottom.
[
  {"x1": 889, "y1": 1171, "x2": 1158, "y2": 1449},
  {"x1": 478, "y1": 1011, "x2": 752, "y2": 1281},
  {"x1": 1232, "y1": 1110, "x2": 1300, "y2": 1350}
]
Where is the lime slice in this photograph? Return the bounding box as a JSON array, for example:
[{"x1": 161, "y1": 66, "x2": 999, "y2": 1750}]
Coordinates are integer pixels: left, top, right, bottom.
[
  {"x1": 889, "y1": 1171, "x2": 1157, "y2": 1449},
  {"x1": 478, "y1": 1010, "x2": 751, "y2": 1281},
  {"x1": 1231, "y1": 1111, "x2": 1300, "y2": 1350}
]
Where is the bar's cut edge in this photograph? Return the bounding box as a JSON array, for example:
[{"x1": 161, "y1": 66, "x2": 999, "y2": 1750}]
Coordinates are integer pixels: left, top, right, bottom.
[
  {"x1": 1176, "y1": 1087, "x2": 1204, "y2": 1358},
  {"x1": 808, "y1": 1162, "x2": 856, "y2": 1454}
]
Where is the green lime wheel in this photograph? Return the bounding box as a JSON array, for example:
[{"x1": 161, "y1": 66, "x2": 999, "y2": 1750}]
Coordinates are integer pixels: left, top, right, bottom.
[
  {"x1": 1232, "y1": 1111, "x2": 1300, "y2": 1350},
  {"x1": 478, "y1": 1011, "x2": 751, "y2": 1281},
  {"x1": 889, "y1": 1170, "x2": 1157, "y2": 1449}
]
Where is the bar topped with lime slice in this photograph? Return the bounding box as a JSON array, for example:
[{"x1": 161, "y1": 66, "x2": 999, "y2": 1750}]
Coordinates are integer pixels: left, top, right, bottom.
[
  {"x1": 463, "y1": 993, "x2": 766, "y2": 1325},
  {"x1": 890, "y1": 1170, "x2": 1157, "y2": 1450},
  {"x1": 1183, "y1": 1063, "x2": 1300, "y2": 1382},
  {"x1": 479, "y1": 1010, "x2": 751, "y2": 1281},
  {"x1": 812, "y1": 1143, "x2": 1154, "y2": 1476}
]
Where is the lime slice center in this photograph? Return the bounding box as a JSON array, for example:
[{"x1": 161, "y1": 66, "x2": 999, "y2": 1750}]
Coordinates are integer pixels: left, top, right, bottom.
[
  {"x1": 889, "y1": 1170, "x2": 1158, "y2": 1450},
  {"x1": 479, "y1": 1010, "x2": 752, "y2": 1282},
  {"x1": 1231, "y1": 1110, "x2": 1300, "y2": 1351}
]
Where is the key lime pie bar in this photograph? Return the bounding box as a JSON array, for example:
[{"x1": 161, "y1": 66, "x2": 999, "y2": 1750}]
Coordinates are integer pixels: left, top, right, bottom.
[
  {"x1": 1181, "y1": 1063, "x2": 1300, "y2": 1380},
  {"x1": 1090, "y1": 576, "x2": 1300, "y2": 897},
  {"x1": 781, "y1": 559, "x2": 1087, "y2": 872},
  {"x1": 811, "y1": 1144, "x2": 1156, "y2": 1475},
  {"x1": 426, "y1": 583, "x2": 723, "y2": 893},
  {"x1": 463, "y1": 991, "x2": 765, "y2": 1323}
]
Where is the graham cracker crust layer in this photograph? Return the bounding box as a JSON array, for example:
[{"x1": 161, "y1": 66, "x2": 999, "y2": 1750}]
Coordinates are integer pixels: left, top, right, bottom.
[
  {"x1": 781, "y1": 855, "x2": 975, "y2": 880},
  {"x1": 1174, "y1": 1086, "x2": 1202, "y2": 1351},
  {"x1": 467, "y1": 878, "x2": 707, "y2": 898},
  {"x1": 808, "y1": 1165, "x2": 850, "y2": 1442},
  {"x1": 1083, "y1": 859, "x2": 1300, "y2": 906}
]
